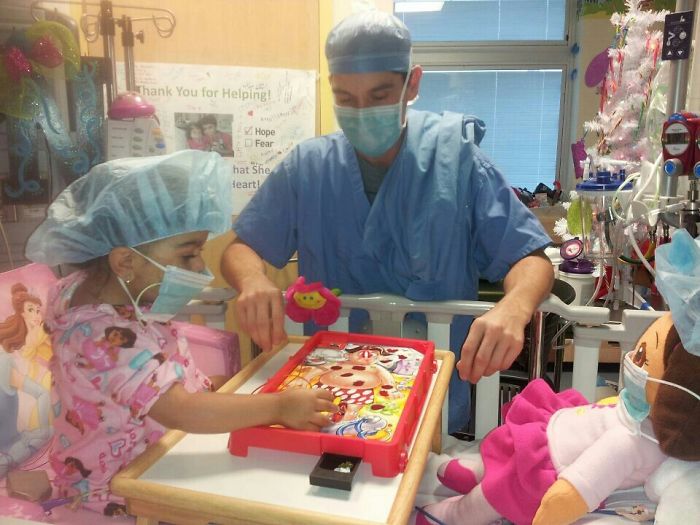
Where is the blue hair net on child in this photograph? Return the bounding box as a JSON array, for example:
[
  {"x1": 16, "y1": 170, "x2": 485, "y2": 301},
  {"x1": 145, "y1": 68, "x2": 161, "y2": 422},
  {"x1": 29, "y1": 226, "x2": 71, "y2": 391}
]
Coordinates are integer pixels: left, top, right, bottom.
[
  {"x1": 26, "y1": 150, "x2": 233, "y2": 265},
  {"x1": 654, "y1": 229, "x2": 700, "y2": 356},
  {"x1": 325, "y1": 10, "x2": 411, "y2": 74}
]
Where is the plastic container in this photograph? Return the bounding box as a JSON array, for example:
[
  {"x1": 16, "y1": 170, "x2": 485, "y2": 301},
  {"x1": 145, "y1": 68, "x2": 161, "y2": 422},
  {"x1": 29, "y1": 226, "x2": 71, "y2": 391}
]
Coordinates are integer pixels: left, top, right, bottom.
[
  {"x1": 574, "y1": 170, "x2": 632, "y2": 261},
  {"x1": 558, "y1": 258, "x2": 596, "y2": 306}
]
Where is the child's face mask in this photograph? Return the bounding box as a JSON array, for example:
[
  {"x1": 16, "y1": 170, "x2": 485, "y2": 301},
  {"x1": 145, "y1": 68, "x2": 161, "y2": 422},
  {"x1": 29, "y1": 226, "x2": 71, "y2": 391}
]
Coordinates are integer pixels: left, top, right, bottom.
[
  {"x1": 620, "y1": 348, "x2": 700, "y2": 442},
  {"x1": 118, "y1": 248, "x2": 213, "y2": 323}
]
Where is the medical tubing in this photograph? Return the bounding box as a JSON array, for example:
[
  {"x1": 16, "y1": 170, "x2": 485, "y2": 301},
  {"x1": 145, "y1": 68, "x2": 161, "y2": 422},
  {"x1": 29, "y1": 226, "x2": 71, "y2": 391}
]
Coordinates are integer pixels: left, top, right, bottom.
[
  {"x1": 623, "y1": 200, "x2": 686, "y2": 227},
  {"x1": 628, "y1": 226, "x2": 655, "y2": 277},
  {"x1": 636, "y1": 153, "x2": 663, "y2": 202},
  {"x1": 612, "y1": 173, "x2": 639, "y2": 222},
  {"x1": 611, "y1": 153, "x2": 662, "y2": 223},
  {"x1": 619, "y1": 253, "x2": 655, "y2": 264}
]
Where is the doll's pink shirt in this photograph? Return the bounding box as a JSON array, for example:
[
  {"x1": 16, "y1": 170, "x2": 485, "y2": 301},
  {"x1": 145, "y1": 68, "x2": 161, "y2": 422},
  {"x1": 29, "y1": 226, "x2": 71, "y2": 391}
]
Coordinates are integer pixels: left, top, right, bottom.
[
  {"x1": 547, "y1": 400, "x2": 667, "y2": 511},
  {"x1": 45, "y1": 271, "x2": 211, "y2": 514}
]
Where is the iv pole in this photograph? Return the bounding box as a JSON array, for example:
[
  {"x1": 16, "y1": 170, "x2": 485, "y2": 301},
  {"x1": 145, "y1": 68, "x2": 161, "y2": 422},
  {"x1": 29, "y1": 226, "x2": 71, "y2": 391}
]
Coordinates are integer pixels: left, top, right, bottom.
[
  {"x1": 30, "y1": 0, "x2": 176, "y2": 108},
  {"x1": 658, "y1": 0, "x2": 699, "y2": 237},
  {"x1": 662, "y1": 0, "x2": 695, "y2": 200}
]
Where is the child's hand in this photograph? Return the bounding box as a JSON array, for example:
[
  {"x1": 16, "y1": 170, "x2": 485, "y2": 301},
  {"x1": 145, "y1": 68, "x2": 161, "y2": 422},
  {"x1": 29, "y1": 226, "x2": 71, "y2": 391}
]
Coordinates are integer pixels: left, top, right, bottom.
[{"x1": 276, "y1": 388, "x2": 338, "y2": 431}]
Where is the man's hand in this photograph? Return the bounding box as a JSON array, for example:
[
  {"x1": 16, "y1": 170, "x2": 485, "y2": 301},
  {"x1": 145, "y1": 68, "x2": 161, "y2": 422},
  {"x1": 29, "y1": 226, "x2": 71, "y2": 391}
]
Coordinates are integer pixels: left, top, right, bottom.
[
  {"x1": 457, "y1": 249, "x2": 553, "y2": 383},
  {"x1": 234, "y1": 273, "x2": 286, "y2": 352},
  {"x1": 456, "y1": 299, "x2": 530, "y2": 383}
]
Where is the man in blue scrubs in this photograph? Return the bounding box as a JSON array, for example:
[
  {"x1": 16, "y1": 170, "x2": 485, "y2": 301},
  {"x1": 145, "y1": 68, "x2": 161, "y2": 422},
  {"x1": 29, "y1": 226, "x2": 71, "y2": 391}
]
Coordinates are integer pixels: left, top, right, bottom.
[{"x1": 221, "y1": 10, "x2": 553, "y2": 434}]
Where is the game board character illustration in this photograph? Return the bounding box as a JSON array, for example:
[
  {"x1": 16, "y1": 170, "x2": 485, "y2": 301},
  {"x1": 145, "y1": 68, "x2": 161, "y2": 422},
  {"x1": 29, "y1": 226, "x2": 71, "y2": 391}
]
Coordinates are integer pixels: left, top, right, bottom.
[{"x1": 282, "y1": 342, "x2": 424, "y2": 438}]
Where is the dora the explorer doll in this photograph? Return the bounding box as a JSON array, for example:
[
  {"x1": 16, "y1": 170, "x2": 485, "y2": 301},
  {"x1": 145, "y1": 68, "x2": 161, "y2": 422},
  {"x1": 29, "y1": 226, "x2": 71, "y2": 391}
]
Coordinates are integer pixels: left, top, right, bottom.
[{"x1": 418, "y1": 230, "x2": 700, "y2": 525}]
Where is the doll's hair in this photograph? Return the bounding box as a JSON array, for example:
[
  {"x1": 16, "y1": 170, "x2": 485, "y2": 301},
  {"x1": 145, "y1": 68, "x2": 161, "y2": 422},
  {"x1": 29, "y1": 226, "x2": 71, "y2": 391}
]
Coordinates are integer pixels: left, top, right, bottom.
[{"x1": 650, "y1": 324, "x2": 700, "y2": 461}]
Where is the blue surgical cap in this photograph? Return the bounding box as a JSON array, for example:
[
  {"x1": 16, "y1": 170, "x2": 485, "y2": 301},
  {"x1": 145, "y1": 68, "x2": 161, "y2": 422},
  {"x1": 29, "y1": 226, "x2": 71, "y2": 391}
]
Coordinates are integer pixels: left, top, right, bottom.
[
  {"x1": 654, "y1": 229, "x2": 700, "y2": 357},
  {"x1": 326, "y1": 10, "x2": 412, "y2": 74},
  {"x1": 26, "y1": 150, "x2": 233, "y2": 265}
]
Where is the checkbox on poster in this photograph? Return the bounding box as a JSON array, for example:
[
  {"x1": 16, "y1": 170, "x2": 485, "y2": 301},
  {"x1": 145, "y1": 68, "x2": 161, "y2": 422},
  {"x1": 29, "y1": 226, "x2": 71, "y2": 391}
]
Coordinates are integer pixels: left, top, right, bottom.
[
  {"x1": 244, "y1": 126, "x2": 253, "y2": 135},
  {"x1": 245, "y1": 138, "x2": 253, "y2": 147}
]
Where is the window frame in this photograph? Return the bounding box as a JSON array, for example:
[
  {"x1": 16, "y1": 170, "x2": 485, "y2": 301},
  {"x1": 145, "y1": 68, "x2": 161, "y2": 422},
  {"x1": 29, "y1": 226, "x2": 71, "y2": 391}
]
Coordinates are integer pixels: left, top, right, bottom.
[{"x1": 406, "y1": 0, "x2": 579, "y2": 187}]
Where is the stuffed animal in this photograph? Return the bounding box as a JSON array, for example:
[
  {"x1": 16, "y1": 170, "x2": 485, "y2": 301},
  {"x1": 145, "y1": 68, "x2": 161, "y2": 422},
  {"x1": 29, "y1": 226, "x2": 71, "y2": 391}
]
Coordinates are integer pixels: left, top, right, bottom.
[
  {"x1": 416, "y1": 312, "x2": 700, "y2": 525},
  {"x1": 284, "y1": 276, "x2": 341, "y2": 326}
]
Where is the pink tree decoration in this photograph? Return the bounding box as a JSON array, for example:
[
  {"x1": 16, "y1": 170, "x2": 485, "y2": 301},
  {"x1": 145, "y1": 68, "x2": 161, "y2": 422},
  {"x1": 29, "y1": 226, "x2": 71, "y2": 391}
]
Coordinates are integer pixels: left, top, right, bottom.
[{"x1": 583, "y1": 0, "x2": 668, "y2": 168}]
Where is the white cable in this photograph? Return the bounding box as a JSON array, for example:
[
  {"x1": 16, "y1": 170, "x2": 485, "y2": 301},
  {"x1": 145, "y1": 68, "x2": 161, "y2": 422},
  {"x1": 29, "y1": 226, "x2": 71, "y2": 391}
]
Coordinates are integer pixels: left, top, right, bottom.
[
  {"x1": 587, "y1": 260, "x2": 606, "y2": 307},
  {"x1": 611, "y1": 154, "x2": 662, "y2": 223},
  {"x1": 0, "y1": 217, "x2": 14, "y2": 270},
  {"x1": 635, "y1": 153, "x2": 662, "y2": 202},
  {"x1": 612, "y1": 173, "x2": 639, "y2": 222},
  {"x1": 622, "y1": 200, "x2": 687, "y2": 227}
]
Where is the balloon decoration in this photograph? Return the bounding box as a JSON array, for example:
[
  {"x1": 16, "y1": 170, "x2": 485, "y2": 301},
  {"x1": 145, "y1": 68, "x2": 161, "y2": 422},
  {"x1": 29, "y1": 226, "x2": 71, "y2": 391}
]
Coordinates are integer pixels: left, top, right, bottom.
[{"x1": 0, "y1": 21, "x2": 103, "y2": 204}]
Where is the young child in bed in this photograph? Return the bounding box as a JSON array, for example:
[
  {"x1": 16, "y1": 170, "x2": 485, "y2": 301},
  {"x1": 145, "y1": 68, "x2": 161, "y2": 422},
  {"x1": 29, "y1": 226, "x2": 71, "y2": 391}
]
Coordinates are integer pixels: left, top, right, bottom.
[{"x1": 25, "y1": 150, "x2": 337, "y2": 516}]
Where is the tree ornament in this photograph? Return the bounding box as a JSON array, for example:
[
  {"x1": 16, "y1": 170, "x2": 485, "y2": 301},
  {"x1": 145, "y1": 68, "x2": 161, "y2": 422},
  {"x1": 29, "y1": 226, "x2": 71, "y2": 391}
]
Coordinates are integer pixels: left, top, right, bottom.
[
  {"x1": 4, "y1": 47, "x2": 32, "y2": 83},
  {"x1": 29, "y1": 36, "x2": 63, "y2": 68}
]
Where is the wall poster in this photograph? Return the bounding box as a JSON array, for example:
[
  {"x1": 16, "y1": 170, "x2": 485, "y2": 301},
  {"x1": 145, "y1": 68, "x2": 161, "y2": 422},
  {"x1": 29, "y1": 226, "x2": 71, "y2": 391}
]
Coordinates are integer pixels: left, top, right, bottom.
[{"x1": 119, "y1": 62, "x2": 316, "y2": 214}]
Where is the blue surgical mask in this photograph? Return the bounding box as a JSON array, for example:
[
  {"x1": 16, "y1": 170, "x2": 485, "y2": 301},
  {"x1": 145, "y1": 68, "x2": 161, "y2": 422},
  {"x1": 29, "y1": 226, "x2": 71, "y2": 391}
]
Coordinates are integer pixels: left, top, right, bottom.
[
  {"x1": 620, "y1": 350, "x2": 652, "y2": 422},
  {"x1": 118, "y1": 248, "x2": 213, "y2": 323},
  {"x1": 334, "y1": 69, "x2": 412, "y2": 158},
  {"x1": 620, "y1": 349, "x2": 700, "y2": 442}
]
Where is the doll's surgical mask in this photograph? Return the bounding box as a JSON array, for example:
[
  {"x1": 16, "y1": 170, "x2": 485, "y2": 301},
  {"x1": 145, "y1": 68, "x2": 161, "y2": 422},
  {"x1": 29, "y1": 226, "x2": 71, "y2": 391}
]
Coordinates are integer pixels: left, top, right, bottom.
[{"x1": 621, "y1": 348, "x2": 700, "y2": 425}]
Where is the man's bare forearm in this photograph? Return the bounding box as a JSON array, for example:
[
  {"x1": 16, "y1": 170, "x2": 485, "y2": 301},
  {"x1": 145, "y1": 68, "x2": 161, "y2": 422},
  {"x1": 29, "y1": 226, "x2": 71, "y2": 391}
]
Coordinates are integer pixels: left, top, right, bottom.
[
  {"x1": 501, "y1": 249, "x2": 554, "y2": 322},
  {"x1": 221, "y1": 237, "x2": 267, "y2": 292}
]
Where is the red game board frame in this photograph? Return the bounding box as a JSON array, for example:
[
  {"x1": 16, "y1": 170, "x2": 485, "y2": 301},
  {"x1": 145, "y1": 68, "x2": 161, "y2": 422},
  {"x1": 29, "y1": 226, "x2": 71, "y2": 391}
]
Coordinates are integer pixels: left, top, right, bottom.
[{"x1": 228, "y1": 331, "x2": 436, "y2": 477}]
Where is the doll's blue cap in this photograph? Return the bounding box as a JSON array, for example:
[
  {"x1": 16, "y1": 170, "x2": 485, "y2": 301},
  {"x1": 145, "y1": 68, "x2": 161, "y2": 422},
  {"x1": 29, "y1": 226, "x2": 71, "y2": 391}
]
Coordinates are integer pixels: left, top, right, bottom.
[{"x1": 654, "y1": 229, "x2": 700, "y2": 357}]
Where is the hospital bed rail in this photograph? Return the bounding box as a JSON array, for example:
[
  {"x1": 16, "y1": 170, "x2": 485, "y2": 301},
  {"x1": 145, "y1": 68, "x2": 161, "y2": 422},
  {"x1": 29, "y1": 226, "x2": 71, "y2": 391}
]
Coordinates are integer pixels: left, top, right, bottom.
[
  {"x1": 182, "y1": 287, "x2": 664, "y2": 440},
  {"x1": 174, "y1": 286, "x2": 237, "y2": 330},
  {"x1": 283, "y1": 294, "x2": 662, "y2": 439}
]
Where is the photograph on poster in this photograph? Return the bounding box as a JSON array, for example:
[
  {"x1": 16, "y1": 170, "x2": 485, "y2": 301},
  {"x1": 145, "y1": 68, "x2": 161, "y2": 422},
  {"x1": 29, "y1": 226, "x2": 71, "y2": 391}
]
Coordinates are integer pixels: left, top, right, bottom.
[{"x1": 174, "y1": 112, "x2": 234, "y2": 157}]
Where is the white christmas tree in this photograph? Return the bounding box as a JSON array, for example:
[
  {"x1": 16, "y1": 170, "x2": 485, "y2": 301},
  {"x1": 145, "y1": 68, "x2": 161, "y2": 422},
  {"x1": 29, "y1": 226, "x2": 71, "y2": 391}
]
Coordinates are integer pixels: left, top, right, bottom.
[{"x1": 584, "y1": 0, "x2": 669, "y2": 169}]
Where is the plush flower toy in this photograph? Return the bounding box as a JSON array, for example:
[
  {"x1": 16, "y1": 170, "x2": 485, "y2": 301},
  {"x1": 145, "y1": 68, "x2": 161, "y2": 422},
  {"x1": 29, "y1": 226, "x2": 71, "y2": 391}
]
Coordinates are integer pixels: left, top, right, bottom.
[
  {"x1": 284, "y1": 276, "x2": 341, "y2": 326},
  {"x1": 418, "y1": 230, "x2": 700, "y2": 525}
]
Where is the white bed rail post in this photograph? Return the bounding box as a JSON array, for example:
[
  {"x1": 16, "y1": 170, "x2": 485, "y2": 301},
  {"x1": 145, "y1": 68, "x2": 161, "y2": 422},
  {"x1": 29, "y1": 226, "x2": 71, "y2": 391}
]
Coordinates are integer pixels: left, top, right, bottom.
[{"x1": 426, "y1": 314, "x2": 454, "y2": 438}]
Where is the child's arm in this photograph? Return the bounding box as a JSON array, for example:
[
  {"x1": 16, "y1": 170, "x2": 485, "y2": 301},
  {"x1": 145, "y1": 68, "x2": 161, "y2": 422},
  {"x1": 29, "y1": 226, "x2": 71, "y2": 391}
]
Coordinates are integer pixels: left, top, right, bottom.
[{"x1": 148, "y1": 384, "x2": 338, "y2": 433}]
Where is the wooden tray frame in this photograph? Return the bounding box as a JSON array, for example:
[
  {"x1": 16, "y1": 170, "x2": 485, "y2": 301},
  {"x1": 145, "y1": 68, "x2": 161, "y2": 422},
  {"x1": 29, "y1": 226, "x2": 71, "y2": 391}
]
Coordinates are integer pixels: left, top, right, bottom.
[{"x1": 111, "y1": 336, "x2": 454, "y2": 525}]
